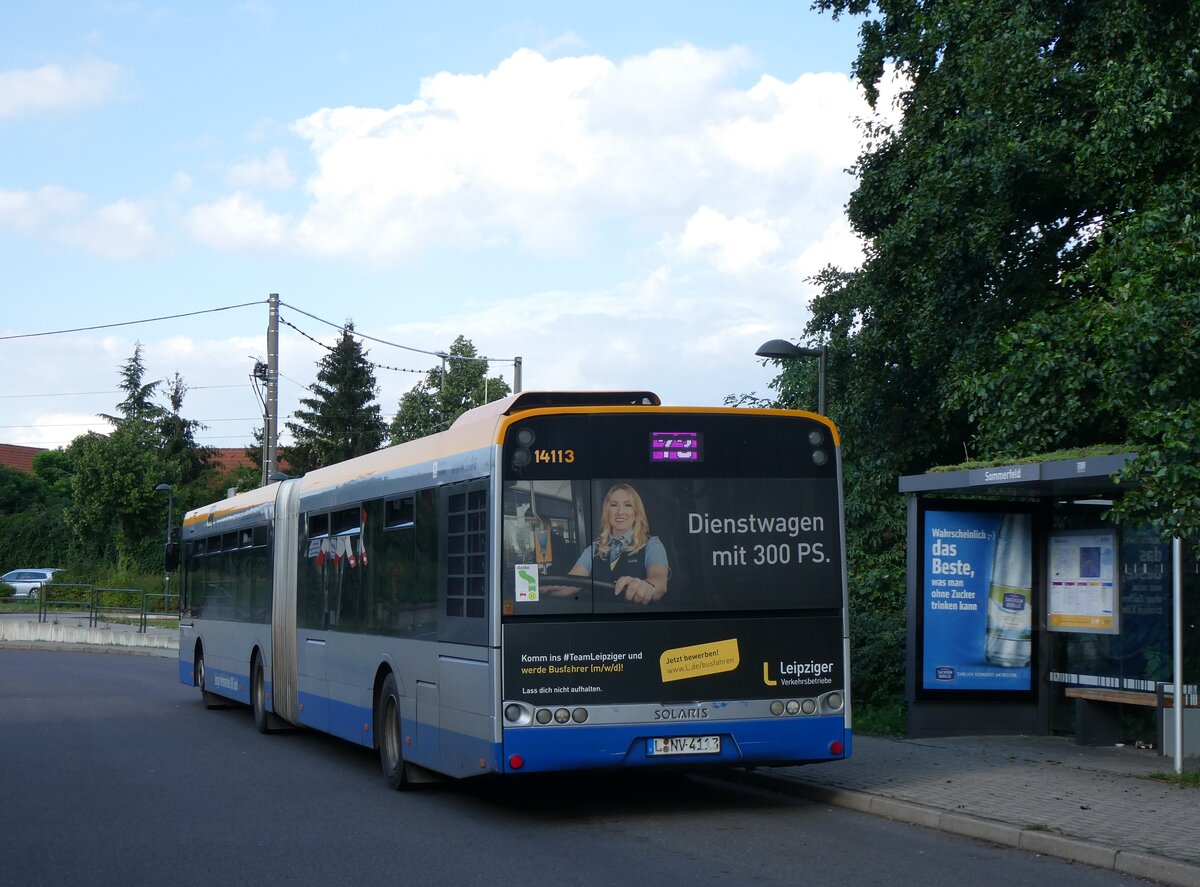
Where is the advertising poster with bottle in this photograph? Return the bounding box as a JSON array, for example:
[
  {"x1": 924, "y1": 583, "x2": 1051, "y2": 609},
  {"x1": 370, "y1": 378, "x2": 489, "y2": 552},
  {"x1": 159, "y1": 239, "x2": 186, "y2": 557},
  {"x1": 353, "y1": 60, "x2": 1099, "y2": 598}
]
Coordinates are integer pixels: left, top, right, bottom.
[{"x1": 921, "y1": 509, "x2": 1034, "y2": 693}]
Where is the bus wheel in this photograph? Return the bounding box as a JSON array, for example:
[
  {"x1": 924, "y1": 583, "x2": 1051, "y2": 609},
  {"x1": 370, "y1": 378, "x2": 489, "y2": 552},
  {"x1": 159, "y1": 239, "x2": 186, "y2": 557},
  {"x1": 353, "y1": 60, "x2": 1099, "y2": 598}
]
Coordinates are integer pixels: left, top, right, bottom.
[
  {"x1": 378, "y1": 673, "x2": 411, "y2": 790},
  {"x1": 251, "y1": 654, "x2": 272, "y2": 734},
  {"x1": 197, "y1": 652, "x2": 220, "y2": 709}
]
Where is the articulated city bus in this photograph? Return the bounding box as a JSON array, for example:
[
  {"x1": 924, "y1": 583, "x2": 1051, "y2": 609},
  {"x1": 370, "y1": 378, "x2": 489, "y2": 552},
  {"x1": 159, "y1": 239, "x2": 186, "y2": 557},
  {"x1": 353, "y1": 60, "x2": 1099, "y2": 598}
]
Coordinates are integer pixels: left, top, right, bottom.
[{"x1": 178, "y1": 391, "x2": 850, "y2": 787}]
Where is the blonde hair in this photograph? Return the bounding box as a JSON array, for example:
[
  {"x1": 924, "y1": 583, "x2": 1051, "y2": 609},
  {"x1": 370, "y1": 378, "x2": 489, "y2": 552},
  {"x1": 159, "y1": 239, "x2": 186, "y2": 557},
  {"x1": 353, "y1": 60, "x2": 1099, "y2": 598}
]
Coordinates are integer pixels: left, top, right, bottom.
[{"x1": 595, "y1": 483, "x2": 650, "y2": 559}]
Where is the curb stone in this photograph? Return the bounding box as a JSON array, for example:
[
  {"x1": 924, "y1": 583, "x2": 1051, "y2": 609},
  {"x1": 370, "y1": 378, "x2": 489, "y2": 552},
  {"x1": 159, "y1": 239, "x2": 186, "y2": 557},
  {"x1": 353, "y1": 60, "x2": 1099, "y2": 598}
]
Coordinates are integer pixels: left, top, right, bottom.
[
  {"x1": 0, "y1": 619, "x2": 178, "y2": 659},
  {"x1": 723, "y1": 769, "x2": 1200, "y2": 887}
]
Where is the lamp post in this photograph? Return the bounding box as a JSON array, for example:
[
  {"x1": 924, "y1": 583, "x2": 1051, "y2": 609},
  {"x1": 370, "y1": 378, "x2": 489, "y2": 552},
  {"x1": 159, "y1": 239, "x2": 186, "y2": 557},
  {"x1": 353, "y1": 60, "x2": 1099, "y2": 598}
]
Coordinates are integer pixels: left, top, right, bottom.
[
  {"x1": 155, "y1": 484, "x2": 174, "y2": 615},
  {"x1": 755, "y1": 339, "x2": 826, "y2": 415}
]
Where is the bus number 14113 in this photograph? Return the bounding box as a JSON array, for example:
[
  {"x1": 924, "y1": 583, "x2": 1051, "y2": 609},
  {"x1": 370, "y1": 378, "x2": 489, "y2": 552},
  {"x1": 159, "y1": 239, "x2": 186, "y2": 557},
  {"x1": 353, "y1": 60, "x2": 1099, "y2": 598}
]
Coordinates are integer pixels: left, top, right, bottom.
[{"x1": 534, "y1": 449, "x2": 575, "y2": 464}]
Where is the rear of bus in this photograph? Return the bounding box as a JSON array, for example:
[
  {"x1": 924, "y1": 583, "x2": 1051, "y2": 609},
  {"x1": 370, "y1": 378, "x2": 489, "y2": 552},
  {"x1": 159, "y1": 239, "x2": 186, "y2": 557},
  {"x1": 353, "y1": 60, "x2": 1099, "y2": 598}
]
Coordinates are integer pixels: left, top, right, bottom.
[{"x1": 496, "y1": 406, "x2": 850, "y2": 773}]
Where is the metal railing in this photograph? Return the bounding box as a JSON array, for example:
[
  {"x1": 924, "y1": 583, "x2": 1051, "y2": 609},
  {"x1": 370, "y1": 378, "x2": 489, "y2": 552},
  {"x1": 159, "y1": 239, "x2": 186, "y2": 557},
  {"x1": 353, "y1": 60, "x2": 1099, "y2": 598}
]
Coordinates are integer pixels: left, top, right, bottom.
[{"x1": 18, "y1": 583, "x2": 181, "y2": 633}]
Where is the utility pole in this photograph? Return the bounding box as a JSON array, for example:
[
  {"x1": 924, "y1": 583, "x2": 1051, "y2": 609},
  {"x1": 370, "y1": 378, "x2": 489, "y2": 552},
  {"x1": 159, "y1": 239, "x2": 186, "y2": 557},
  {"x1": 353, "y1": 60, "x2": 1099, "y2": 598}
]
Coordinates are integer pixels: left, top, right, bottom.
[
  {"x1": 264, "y1": 293, "x2": 280, "y2": 486},
  {"x1": 438, "y1": 352, "x2": 448, "y2": 428}
]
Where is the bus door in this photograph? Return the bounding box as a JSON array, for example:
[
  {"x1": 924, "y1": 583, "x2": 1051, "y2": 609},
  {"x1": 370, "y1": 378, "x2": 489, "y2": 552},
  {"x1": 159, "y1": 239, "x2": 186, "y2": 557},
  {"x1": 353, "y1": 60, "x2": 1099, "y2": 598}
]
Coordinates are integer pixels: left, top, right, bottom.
[{"x1": 271, "y1": 478, "x2": 301, "y2": 725}]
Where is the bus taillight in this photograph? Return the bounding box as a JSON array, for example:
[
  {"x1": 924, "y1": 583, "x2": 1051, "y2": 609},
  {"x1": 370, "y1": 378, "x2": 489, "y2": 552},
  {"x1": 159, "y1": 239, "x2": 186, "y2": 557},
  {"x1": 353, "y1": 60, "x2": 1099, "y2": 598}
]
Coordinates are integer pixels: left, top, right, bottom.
[{"x1": 509, "y1": 755, "x2": 525, "y2": 770}]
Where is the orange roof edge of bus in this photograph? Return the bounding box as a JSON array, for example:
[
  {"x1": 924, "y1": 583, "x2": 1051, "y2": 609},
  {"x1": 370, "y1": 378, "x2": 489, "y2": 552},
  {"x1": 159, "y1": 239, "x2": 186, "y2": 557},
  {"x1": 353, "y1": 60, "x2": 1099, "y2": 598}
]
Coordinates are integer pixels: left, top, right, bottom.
[
  {"x1": 489, "y1": 395, "x2": 841, "y2": 448},
  {"x1": 451, "y1": 391, "x2": 663, "y2": 442},
  {"x1": 450, "y1": 391, "x2": 661, "y2": 431}
]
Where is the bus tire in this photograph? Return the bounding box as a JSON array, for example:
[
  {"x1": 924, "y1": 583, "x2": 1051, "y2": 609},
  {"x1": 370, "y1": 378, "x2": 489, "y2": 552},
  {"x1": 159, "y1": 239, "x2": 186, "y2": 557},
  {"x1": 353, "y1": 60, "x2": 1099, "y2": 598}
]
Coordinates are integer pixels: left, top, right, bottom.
[
  {"x1": 197, "y1": 651, "x2": 220, "y2": 710},
  {"x1": 378, "y1": 673, "x2": 412, "y2": 791},
  {"x1": 251, "y1": 654, "x2": 273, "y2": 734}
]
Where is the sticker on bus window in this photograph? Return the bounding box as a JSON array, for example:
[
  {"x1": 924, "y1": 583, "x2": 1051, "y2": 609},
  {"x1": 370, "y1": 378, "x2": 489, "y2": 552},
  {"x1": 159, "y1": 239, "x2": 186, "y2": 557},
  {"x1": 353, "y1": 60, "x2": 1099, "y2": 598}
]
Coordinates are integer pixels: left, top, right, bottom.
[
  {"x1": 659, "y1": 638, "x2": 740, "y2": 682},
  {"x1": 515, "y1": 563, "x2": 540, "y2": 602}
]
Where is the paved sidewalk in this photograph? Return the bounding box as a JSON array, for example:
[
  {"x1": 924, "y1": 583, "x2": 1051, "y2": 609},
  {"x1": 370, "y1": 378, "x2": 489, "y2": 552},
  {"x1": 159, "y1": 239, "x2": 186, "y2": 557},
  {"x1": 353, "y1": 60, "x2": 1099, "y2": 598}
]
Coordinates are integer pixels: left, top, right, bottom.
[{"x1": 747, "y1": 734, "x2": 1200, "y2": 887}]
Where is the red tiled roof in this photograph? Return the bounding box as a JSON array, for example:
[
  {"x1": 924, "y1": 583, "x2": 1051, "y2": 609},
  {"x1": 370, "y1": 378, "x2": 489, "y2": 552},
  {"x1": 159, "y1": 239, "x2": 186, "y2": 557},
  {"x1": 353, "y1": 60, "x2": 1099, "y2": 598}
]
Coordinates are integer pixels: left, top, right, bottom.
[
  {"x1": 209, "y1": 447, "x2": 258, "y2": 472},
  {"x1": 0, "y1": 444, "x2": 48, "y2": 474},
  {"x1": 0, "y1": 443, "x2": 280, "y2": 477},
  {"x1": 208, "y1": 447, "x2": 288, "y2": 474}
]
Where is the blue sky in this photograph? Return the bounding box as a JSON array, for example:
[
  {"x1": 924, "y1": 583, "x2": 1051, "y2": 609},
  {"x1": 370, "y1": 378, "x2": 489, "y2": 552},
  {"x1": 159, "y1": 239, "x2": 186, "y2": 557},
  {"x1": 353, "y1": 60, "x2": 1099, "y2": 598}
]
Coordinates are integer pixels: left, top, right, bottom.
[{"x1": 1, "y1": 2, "x2": 876, "y2": 450}]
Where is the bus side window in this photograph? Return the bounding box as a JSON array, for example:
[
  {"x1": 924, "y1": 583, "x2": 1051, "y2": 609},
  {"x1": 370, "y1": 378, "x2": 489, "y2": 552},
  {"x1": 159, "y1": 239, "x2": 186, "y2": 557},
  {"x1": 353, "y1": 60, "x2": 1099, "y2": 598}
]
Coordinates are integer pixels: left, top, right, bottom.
[
  {"x1": 332, "y1": 507, "x2": 363, "y2": 631},
  {"x1": 368, "y1": 491, "x2": 438, "y2": 638},
  {"x1": 300, "y1": 512, "x2": 329, "y2": 630},
  {"x1": 385, "y1": 496, "x2": 415, "y2": 529},
  {"x1": 441, "y1": 483, "x2": 488, "y2": 645}
]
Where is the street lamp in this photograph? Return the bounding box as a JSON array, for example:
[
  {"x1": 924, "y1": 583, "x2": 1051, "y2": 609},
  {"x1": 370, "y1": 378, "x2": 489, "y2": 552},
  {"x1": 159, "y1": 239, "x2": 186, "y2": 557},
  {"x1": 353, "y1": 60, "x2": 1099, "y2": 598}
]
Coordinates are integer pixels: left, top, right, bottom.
[
  {"x1": 155, "y1": 484, "x2": 174, "y2": 545},
  {"x1": 755, "y1": 339, "x2": 826, "y2": 415}
]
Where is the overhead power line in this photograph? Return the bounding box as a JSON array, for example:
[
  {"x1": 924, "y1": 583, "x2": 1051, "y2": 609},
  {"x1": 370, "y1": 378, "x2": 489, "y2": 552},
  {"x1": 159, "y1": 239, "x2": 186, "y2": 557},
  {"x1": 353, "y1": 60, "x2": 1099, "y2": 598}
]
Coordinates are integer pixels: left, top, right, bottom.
[
  {"x1": 279, "y1": 300, "x2": 513, "y2": 365},
  {"x1": 278, "y1": 316, "x2": 429, "y2": 375},
  {"x1": 0, "y1": 416, "x2": 262, "y2": 430},
  {"x1": 0, "y1": 383, "x2": 248, "y2": 400},
  {"x1": 0, "y1": 300, "x2": 266, "y2": 341}
]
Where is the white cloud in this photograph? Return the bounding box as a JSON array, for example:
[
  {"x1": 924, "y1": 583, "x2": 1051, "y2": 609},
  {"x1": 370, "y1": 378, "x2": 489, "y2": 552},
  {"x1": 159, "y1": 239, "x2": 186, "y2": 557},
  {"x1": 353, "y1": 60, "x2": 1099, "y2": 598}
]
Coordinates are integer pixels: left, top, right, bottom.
[
  {"x1": 227, "y1": 148, "x2": 295, "y2": 190},
  {"x1": 188, "y1": 44, "x2": 880, "y2": 409},
  {"x1": 676, "y1": 207, "x2": 782, "y2": 273},
  {"x1": 0, "y1": 43, "x2": 887, "y2": 443},
  {"x1": 183, "y1": 44, "x2": 875, "y2": 265},
  {"x1": 7, "y1": 412, "x2": 111, "y2": 448},
  {"x1": 0, "y1": 60, "x2": 121, "y2": 119},
  {"x1": 0, "y1": 186, "x2": 160, "y2": 259},
  {"x1": 186, "y1": 193, "x2": 290, "y2": 252},
  {"x1": 539, "y1": 31, "x2": 585, "y2": 57},
  {"x1": 788, "y1": 214, "x2": 866, "y2": 282}
]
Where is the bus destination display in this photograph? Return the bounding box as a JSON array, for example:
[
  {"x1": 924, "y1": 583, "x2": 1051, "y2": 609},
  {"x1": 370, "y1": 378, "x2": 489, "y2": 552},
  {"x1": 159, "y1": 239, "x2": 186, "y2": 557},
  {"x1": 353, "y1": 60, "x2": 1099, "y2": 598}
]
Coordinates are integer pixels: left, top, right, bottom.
[{"x1": 651, "y1": 431, "x2": 703, "y2": 462}]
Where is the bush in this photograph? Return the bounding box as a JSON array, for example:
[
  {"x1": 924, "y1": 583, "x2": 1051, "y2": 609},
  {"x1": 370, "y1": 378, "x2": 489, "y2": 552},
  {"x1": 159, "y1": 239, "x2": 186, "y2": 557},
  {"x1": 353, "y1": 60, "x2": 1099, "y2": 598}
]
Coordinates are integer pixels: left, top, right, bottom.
[
  {"x1": 855, "y1": 694, "x2": 907, "y2": 737},
  {"x1": 851, "y1": 602, "x2": 906, "y2": 708},
  {"x1": 0, "y1": 505, "x2": 77, "y2": 572}
]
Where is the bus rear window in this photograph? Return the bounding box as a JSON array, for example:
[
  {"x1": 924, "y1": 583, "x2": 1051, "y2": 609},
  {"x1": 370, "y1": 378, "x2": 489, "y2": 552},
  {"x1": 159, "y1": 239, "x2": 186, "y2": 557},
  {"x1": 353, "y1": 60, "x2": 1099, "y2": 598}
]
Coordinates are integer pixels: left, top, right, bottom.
[
  {"x1": 501, "y1": 412, "x2": 841, "y2": 616},
  {"x1": 501, "y1": 475, "x2": 842, "y2": 616}
]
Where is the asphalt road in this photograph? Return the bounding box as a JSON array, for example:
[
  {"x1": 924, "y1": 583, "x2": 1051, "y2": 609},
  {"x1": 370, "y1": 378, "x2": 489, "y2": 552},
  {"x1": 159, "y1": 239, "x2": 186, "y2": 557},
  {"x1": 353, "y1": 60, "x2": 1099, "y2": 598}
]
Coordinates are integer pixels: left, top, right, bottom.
[{"x1": 0, "y1": 648, "x2": 1151, "y2": 887}]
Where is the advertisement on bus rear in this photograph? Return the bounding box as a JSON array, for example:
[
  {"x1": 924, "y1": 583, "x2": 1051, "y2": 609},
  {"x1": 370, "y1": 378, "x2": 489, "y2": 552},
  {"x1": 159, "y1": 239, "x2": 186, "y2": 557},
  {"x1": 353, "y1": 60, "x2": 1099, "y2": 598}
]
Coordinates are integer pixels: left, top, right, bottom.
[
  {"x1": 503, "y1": 616, "x2": 844, "y2": 705},
  {"x1": 502, "y1": 476, "x2": 843, "y2": 616}
]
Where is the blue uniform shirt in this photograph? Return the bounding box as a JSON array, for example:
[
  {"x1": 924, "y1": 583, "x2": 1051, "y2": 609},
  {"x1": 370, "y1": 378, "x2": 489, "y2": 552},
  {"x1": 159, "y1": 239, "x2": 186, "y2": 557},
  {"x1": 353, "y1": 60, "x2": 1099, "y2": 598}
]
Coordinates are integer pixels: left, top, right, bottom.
[{"x1": 572, "y1": 533, "x2": 668, "y2": 575}]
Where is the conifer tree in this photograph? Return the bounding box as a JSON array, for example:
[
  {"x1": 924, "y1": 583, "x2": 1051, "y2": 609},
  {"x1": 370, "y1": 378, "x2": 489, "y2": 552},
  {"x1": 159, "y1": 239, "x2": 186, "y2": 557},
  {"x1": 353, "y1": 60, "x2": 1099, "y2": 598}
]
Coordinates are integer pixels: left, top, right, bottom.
[{"x1": 285, "y1": 322, "x2": 387, "y2": 473}]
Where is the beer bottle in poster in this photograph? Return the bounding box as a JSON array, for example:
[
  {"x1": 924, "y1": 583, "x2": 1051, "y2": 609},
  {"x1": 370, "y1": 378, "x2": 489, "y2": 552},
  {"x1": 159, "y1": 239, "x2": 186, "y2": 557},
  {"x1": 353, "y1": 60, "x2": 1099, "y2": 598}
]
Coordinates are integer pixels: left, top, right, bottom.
[{"x1": 985, "y1": 513, "x2": 1032, "y2": 667}]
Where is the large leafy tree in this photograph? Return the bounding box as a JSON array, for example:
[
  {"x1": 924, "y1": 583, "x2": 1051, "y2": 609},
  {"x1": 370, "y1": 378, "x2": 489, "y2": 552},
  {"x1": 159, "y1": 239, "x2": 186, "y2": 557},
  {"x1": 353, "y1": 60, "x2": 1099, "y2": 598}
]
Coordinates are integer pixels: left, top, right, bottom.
[
  {"x1": 65, "y1": 426, "x2": 162, "y2": 568},
  {"x1": 811, "y1": 0, "x2": 1199, "y2": 470},
  {"x1": 285, "y1": 322, "x2": 387, "y2": 473},
  {"x1": 784, "y1": 0, "x2": 1200, "y2": 703},
  {"x1": 65, "y1": 345, "x2": 168, "y2": 570},
  {"x1": 0, "y1": 466, "x2": 46, "y2": 516},
  {"x1": 62, "y1": 345, "x2": 211, "y2": 571},
  {"x1": 159, "y1": 372, "x2": 211, "y2": 486},
  {"x1": 389, "y1": 336, "x2": 512, "y2": 444},
  {"x1": 32, "y1": 450, "x2": 75, "y2": 503},
  {"x1": 812, "y1": 0, "x2": 1200, "y2": 527},
  {"x1": 0, "y1": 463, "x2": 75, "y2": 573}
]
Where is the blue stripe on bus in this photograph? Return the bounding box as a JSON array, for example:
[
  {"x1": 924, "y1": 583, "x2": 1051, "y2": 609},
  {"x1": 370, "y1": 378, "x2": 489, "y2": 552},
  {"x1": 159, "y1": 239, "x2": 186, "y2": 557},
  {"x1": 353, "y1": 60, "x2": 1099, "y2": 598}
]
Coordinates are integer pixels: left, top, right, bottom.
[
  {"x1": 192, "y1": 665, "x2": 251, "y2": 705},
  {"x1": 179, "y1": 668, "x2": 850, "y2": 778},
  {"x1": 294, "y1": 691, "x2": 501, "y2": 774},
  {"x1": 501, "y1": 718, "x2": 851, "y2": 773},
  {"x1": 297, "y1": 691, "x2": 374, "y2": 747}
]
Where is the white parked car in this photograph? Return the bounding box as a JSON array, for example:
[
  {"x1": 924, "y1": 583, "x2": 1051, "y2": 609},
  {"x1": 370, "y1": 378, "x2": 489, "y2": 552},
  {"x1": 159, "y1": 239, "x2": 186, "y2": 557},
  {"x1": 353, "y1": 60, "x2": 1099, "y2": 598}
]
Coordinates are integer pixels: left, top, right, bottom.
[{"x1": 1, "y1": 568, "x2": 63, "y2": 598}]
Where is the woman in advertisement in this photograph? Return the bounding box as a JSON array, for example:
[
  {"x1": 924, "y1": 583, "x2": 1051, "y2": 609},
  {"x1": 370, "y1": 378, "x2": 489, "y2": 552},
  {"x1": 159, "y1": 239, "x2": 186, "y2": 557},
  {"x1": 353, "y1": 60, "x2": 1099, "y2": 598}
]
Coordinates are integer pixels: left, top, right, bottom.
[{"x1": 551, "y1": 482, "x2": 670, "y2": 605}]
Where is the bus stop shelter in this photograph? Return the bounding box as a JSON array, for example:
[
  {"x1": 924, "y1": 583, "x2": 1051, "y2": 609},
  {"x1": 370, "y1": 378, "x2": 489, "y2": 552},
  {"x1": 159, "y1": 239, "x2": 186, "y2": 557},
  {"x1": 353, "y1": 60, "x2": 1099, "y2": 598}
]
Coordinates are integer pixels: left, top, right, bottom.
[{"x1": 899, "y1": 453, "x2": 1197, "y2": 765}]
